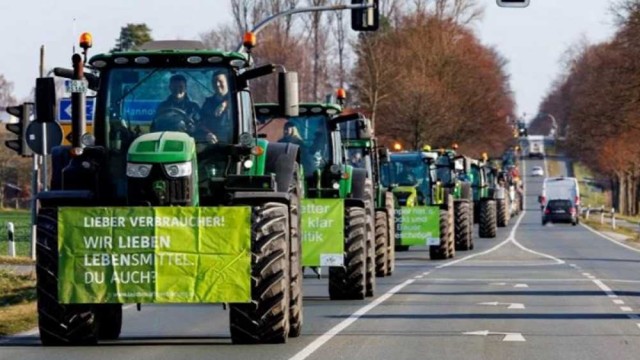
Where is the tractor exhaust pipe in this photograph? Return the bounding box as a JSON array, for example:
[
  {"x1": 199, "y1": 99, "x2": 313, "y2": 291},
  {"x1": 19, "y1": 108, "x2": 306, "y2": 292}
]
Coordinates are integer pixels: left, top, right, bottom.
[{"x1": 71, "y1": 53, "x2": 86, "y2": 149}]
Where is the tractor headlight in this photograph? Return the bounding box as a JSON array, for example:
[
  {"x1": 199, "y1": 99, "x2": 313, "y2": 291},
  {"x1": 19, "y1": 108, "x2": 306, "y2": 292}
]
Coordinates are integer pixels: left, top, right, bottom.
[
  {"x1": 164, "y1": 162, "x2": 192, "y2": 178},
  {"x1": 126, "y1": 163, "x2": 152, "y2": 178}
]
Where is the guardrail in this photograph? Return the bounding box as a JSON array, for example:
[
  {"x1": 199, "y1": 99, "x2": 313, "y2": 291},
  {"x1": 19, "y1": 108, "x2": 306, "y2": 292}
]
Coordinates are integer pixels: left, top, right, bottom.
[{"x1": 582, "y1": 205, "x2": 616, "y2": 229}]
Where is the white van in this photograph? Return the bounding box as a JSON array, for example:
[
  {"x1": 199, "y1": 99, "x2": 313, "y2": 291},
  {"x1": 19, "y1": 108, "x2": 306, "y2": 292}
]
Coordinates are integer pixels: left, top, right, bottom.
[{"x1": 540, "y1": 177, "x2": 580, "y2": 212}]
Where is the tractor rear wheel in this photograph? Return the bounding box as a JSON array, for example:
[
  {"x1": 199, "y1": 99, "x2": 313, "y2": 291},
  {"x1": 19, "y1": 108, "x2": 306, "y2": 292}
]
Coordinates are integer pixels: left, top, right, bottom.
[
  {"x1": 329, "y1": 206, "x2": 367, "y2": 300},
  {"x1": 36, "y1": 208, "x2": 99, "y2": 346},
  {"x1": 497, "y1": 199, "x2": 508, "y2": 227},
  {"x1": 364, "y1": 182, "x2": 376, "y2": 298},
  {"x1": 288, "y1": 168, "x2": 303, "y2": 338},
  {"x1": 375, "y1": 210, "x2": 389, "y2": 277},
  {"x1": 385, "y1": 192, "x2": 395, "y2": 276},
  {"x1": 454, "y1": 200, "x2": 472, "y2": 251},
  {"x1": 430, "y1": 208, "x2": 454, "y2": 260},
  {"x1": 230, "y1": 202, "x2": 290, "y2": 344},
  {"x1": 479, "y1": 200, "x2": 497, "y2": 238}
]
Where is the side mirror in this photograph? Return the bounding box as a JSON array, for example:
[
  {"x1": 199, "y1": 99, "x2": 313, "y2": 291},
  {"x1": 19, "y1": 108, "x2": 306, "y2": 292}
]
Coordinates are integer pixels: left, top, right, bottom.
[
  {"x1": 358, "y1": 118, "x2": 373, "y2": 140},
  {"x1": 279, "y1": 72, "x2": 299, "y2": 117},
  {"x1": 538, "y1": 195, "x2": 543, "y2": 203},
  {"x1": 53, "y1": 68, "x2": 100, "y2": 90}
]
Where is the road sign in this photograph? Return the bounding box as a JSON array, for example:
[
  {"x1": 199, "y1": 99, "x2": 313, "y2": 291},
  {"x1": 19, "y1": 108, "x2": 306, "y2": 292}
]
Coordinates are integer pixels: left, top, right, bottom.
[
  {"x1": 25, "y1": 121, "x2": 63, "y2": 155},
  {"x1": 58, "y1": 98, "x2": 95, "y2": 122}
]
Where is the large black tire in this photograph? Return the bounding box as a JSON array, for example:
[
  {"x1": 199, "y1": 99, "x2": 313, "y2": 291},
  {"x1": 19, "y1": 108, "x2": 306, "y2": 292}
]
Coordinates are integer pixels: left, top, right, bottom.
[
  {"x1": 363, "y1": 181, "x2": 375, "y2": 298},
  {"x1": 230, "y1": 203, "x2": 290, "y2": 344},
  {"x1": 385, "y1": 192, "x2": 395, "y2": 276},
  {"x1": 375, "y1": 211, "x2": 389, "y2": 277},
  {"x1": 468, "y1": 202, "x2": 475, "y2": 250},
  {"x1": 479, "y1": 200, "x2": 497, "y2": 238},
  {"x1": 95, "y1": 305, "x2": 123, "y2": 340},
  {"x1": 430, "y1": 208, "x2": 454, "y2": 260},
  {"x1": 497, "y1": 199, "x2": 508, "y2": 227},
  {"x1": 454, "y1": 200, "x2": 472, "y2": 251},
  {"x1": 36, "y1": 208, "x2": 99, "y2": 346},
  {"x1": 288, "y1": 167, "x2": 303, "y2": 338},
  {"x1": 329, "y1": 207, "x2": 367, "y2": 300}
]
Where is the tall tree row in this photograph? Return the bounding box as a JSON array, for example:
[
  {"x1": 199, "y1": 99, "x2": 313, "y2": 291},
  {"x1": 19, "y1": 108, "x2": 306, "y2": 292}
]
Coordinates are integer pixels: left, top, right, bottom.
[
  {"x1": 537, "y1": 0, "x2": 640, "y2": 215},
  {"x1": 198, "y1": 1, "x2": 515, "y2": 154},
  {"x1": 352, "y1": 4, "x2": 515, "y2": 156}
]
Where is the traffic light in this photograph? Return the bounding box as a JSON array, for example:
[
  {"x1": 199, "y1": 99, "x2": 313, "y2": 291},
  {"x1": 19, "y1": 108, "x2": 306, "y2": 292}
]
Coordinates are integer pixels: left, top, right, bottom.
[
  {"x1": 351, "y1": 0, "x2": 379, "y2": 31},
  {"x1": 5, "y1": 103, "x2": 34, "y2": 156}
]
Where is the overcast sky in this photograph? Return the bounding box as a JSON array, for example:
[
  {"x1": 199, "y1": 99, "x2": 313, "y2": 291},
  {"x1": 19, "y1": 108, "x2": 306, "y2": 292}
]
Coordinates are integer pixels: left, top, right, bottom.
[{"x1": 0, "y1": 0, "x2": 617, "y2": 119}]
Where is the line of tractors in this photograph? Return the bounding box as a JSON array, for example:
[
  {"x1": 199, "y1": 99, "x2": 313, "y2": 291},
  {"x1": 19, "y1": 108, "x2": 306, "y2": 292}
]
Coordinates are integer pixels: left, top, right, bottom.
[{"x1": 2, "y1": 2, "x2": 523, "y2": 347}]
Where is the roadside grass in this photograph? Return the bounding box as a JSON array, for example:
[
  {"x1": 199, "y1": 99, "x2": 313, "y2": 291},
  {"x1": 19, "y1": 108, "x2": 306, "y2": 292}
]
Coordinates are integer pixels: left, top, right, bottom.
[
  {"x1": 0, "y1": 209, "x2": 32, "y2": 259},
  {"x1": 0, "y1": 270, "x2": 37, "y2": 336}
]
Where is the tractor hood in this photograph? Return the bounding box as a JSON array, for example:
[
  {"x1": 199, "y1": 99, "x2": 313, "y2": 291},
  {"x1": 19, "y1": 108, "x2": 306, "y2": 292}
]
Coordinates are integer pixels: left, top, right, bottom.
[{"x1": 128, "y1": 132, "x2": 195, "y2": 163}]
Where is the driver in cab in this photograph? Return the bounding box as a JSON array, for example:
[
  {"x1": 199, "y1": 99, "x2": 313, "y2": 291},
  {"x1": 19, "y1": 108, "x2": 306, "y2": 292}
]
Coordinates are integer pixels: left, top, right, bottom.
[{"x1": 155, "y1": 74, "x2": 201, "y2": 122}]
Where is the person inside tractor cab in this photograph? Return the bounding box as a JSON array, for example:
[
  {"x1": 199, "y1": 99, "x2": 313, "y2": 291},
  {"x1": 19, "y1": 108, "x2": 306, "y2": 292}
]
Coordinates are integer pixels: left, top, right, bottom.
[
  {"x1": 152, "y1": 74, "x2": 201, "y2": 132},
  {"x1": 195, "y1": 71, "x2": 232, "y2": 143},
  {"x1": 397, "y1": 165, "x2": 418, "y2": 186},
  {"x1": 302, "y1": 129, "x2": 328, "y2": 173},
  {"x1": 349, "y1": 151, "x2": 364, "y2": 168},
  {"x1": 278, "y1": 122, "x2": 305, "y2": 146}
]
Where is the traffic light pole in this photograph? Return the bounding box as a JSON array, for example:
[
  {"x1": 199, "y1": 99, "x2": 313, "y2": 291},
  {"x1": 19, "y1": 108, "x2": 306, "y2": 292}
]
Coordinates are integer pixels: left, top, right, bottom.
[{"x1": 235, "y1": 2, "x2": 374, "y2": 52}]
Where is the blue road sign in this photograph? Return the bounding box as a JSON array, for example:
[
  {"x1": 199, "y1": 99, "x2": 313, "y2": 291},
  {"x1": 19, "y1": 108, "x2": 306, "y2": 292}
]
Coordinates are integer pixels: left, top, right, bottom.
[{"x1": 58, "y1": 98, "x2": 95, "y2": 123}]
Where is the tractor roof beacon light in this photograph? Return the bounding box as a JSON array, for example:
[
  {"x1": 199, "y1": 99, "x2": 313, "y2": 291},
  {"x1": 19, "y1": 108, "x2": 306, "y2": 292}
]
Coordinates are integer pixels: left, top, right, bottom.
[
  {"x1": 79, "y1": 32, "x2": 93, "y2": 63},
  {"x1": 422, "y1": 144, "x2": 431, "y2": 151},
  {"x1": 243, "y1": 32, "x2": 257, "y2": 51},
  {"x1": 336, "y1": 88, "x2": 347, "y2": 106},
  {"x1": 393, "y1": 142, "x2": 402, "y2": 151},
  {"x1": 452, "y1": 143, "x2": 459, "y2": 150}
]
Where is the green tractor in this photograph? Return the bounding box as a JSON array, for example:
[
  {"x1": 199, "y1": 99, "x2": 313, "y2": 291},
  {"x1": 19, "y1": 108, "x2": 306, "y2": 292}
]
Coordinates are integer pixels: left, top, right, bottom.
[
  {"x1": 341, "y1": 117, "x2": 395, "y2": 277},
  {"x1": 30, "y1": 40, "x2": 305, "y2": 345},
  {"x1": 475, "y1": 157, "x2": 502, "y2": 237},
  {"x1": 383, "y1": 151, "x2": 455, "y2": 260},
  {"x1": 427, "y1": 148, "x2": 474, "y2": 251},
  {"x1": 255, "y1": 102, "x2": 376, "y2": 300}
]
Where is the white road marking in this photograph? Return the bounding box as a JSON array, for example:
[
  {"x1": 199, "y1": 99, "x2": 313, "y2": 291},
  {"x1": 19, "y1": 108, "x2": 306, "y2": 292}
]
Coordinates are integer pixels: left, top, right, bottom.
[
  {"x1": 613, "y1": 299, "x2": 625, "y2": 305},
  {"x1": 581, "y1": 223, "x2": 640, "y2": 254},
  {"x1": 478, "y1": 302, "x2": 525, "y2": 310},
  {"x1": 592, "y1": 279, "x2": 617, "y2": 298},
  {"x1": 514, "y1": 284, "x2": 529, "y2": 288},
  {"x1": 289, "y1": 202, "x2": 532, "y2": 360},
  {"x1": 620, "y1": 306, "x2": 633, "y2": 312},
  {"x1": 414, "y1": 275, "x2": 424, "y2": 279},
  {"x1": 428, "y1": 278, "x2": 640, "y2": 283},
  {"x1": 288, "y1": 279, "x2": 415, "y2": 360},
  {"x1": 582, "y1": 273, "x2": 591, "y2": 276},
  {"x1": 464, "y1": 330, "x2": 526, "y2": 342}
]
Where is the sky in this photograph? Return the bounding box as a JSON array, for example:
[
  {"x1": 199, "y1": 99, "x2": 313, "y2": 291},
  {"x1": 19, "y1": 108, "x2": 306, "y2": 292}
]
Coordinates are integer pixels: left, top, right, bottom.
[{"x1": 0, "y1": 0, "x2": 618, "y2": 120}]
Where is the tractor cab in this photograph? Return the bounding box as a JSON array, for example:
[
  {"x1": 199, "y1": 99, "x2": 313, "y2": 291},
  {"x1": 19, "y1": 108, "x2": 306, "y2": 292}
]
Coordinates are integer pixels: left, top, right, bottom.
[{"x1": 383, "y1": 152, "x2": 435, "y2": 207}]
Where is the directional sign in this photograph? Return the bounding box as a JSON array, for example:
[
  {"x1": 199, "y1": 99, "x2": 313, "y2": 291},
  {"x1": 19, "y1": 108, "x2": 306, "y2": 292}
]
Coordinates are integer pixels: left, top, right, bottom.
[
  {"x1": 464, "y1": 330, "x2": 526, "y2": 342},
  {"x1": 478, "y1": 302, "x2": 525, "y2": 310},
  {"x1": 58, "y1": 98, "x2": 95, "y2": 122}
]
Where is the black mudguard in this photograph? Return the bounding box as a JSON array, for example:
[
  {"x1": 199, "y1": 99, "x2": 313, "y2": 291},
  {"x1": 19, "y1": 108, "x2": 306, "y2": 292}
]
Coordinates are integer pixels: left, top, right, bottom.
[{"x1": 264, "y1": 142, "x2": 300, "y2": 193}]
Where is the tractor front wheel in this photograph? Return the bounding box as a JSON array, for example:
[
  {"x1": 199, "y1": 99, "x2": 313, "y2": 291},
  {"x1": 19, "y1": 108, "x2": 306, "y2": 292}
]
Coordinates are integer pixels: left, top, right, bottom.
[{"x1": 230, "y1": 202, "x2": 290, "y2": 344}]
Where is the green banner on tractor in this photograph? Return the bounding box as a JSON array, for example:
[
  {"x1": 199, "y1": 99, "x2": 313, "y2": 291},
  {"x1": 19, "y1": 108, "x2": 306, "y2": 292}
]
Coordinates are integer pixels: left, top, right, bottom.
[
  {"x1": 58, "y1": 206, "x2": 252, "y2": 304},
  {"x1": 301, "y1": 199, "x2": 344, "y2": 267},
  {"x1": 395, "y1": 206, "x2": 440, "y2": 246}
]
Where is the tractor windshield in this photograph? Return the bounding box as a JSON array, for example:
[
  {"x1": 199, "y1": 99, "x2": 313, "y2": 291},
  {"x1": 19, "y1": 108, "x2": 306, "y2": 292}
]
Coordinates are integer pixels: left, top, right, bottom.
[
  {"x1": 346, "y1": 147, "x2": 372, "y2": 175},
  {"x1": 104, "y1": 66, "x2": 235, "y2": 151},
  {"x1": 256, "y1": 113, "x2": 333, "y2": 175},
  {"x1": 435, "y1": 156, "x2": 453, "y2": 184}
]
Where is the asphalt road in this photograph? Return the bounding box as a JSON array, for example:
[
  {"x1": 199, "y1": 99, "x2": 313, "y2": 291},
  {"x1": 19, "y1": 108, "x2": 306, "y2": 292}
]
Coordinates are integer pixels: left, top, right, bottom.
[{"x1": 2, "y1": 158, "x2": 640, "y2": 359}]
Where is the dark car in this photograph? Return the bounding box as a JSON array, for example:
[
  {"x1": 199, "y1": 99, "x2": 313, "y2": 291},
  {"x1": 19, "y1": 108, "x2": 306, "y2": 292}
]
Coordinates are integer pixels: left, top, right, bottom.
[{"x1": 542, "y1": 199, "x2": 577, "y2": 226}]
